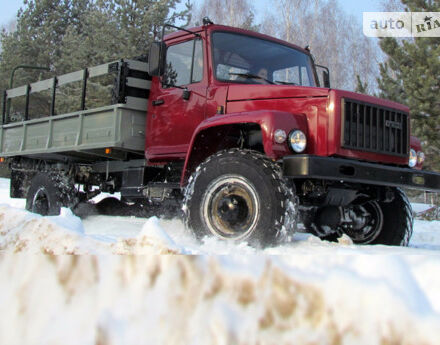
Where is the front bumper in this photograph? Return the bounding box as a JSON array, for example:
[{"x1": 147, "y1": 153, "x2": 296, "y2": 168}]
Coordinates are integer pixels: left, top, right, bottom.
[{"x1": 283, "y1": 155, "x2": 440, "y2": 192}]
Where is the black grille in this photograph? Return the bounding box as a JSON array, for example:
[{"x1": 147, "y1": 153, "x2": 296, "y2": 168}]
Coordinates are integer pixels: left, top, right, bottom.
[{"x1": 341, "y1": 98, "x2": 409, "y2": 156}]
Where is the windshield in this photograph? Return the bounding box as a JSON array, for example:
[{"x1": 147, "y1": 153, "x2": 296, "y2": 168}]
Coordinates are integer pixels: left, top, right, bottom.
[{"x1": 212, "y1": 32, "x2": 317, "y2": 87}]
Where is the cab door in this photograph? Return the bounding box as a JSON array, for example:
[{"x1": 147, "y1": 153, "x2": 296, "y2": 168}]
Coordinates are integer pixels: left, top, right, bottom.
[{"x1": 146, "y1": 38, "x2": 207, "y2": 161}]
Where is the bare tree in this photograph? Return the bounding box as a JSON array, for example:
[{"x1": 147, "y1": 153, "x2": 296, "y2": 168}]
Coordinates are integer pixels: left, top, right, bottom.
[
  {"x1": 190, "y1": 0, "x2": 380, "y2": 93},
  {"x1": 259, "y1": 0, "x2": 380, "y2": 93},
  {"x1": 191, "y1": 0, "x2": 257, "y2": 30},
  {"x1": 3, "y1": 20, "x2": 17, "y2": 33},
  {"x1": 380, "y1": 0, "x2": 405, "y2": 12}
]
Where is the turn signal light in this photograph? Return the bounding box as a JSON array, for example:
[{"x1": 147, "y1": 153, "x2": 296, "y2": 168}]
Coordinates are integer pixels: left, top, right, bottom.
[
  {"x1": 0, "y1": 157, "x2": 5, "y2": 163},
  {"x1": 274, "y1": 129, "x2": 287, "y2": 144},
  {"x1": 417, "y1": 151, "x2": 425, "y2": 165},
  {"x1": 105, "y1": 148, "x2": 112, "y2": 154}
]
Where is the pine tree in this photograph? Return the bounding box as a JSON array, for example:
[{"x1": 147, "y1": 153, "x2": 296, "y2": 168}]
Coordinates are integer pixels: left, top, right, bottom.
[
  {"x1": 0, "y1": 0, "x2": 91, "y2": 89},
  {"x1": 378, "y1": 0, "x2": 440, "y2": 171},
  {"x1": 0, "y1": 1, "x2": 92, "y2": 118},
  {"x1": 355, "y1": 75, "x2": 368, "y2": 94},
  {"x1": 99, "y1": 0, "x2": 191, "y2": 58}
]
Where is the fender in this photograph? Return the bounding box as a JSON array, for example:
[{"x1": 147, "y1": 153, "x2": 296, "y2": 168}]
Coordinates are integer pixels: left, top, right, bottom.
[{"x1": 180, "y1": 109, "x2": 308, "y2": 185}]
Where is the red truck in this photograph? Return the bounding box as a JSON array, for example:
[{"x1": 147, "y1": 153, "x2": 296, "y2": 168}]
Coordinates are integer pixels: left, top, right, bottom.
[{"x1": 1, "y1": 19, "x2": 440, "y2": 247}]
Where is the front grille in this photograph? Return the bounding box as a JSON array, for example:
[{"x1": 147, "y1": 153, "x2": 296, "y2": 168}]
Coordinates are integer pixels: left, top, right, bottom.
[{"x1": 341, "y1": 98, "x2": 409, "y2": 157}]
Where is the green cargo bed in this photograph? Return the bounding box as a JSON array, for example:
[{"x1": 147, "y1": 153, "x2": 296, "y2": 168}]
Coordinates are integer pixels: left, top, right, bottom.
[
  {"x1": 0, "y1": 104, "x2": 146, "y2": 161},
  {"x1": 0, "y1": 58, "x2": 150, "y2": 162}
]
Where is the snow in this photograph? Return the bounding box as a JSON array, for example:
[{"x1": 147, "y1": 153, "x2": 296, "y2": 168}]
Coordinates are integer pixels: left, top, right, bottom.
[
  {"x1": 412, "y1": 202, "x2": 436, "y2": 214},
  {"x1": 1, "y1": 177, "x2": 440, "y2": 344}
]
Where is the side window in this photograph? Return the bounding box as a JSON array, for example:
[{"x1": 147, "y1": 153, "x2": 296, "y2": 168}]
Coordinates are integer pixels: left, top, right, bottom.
[{"x1": 164, "y1": 39, "x2": 203, "y2": 87}]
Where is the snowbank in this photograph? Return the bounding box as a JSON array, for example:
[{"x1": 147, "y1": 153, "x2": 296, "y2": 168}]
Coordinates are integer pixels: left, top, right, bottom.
[
  {"x1": 1, "y1": 178, "x2": 440, "y2": 344},
  {"x1": 1, "y1": 255, "x2": 440, "y2": 345}
]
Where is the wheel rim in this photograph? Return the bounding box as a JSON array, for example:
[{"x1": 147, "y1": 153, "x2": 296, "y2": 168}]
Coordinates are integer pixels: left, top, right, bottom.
[
  {"x1": 342, "y1": 201, "x2": 384, "y2": 244},
  {"x1": 32, "y1": 187, "x2": 50, "y2": 216},
  {"x1": 202, "y1": 175, "x2": 260, "y2": 240}
]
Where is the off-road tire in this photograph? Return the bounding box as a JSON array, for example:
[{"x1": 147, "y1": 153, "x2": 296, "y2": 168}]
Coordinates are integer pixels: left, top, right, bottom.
[
  {"x1": 183, "y1": 149, "x2": 297, "y2": 247},
  {"x1": 372, "y1": 188, "x2": 413, "y2": 246},
  {"x1": 26, "y1": 173, "x2": 77, "y2": 216}
]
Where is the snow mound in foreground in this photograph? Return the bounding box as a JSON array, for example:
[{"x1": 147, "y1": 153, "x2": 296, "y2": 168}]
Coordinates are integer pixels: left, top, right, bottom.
[
  {"x1": 2, "y1": 198, "x2": 440, "y2": 344},
  {"x1": 1, "y1": 255, "x2": 440, "y2": 345},
  {"x1": 0, "y1": 206, "x2": 181, "y2": 254}
]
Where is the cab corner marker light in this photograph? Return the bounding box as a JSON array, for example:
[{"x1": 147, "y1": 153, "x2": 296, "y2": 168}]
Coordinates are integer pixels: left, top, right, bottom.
[{"x1": 105, "y1": 148, "x2": 112, "y2": 155}]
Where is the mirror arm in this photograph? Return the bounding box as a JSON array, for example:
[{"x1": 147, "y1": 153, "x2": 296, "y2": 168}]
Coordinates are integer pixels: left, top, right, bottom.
[
  {"x1": 315, "y1": 64, "x2": 329, "y2": 74},
  {"x1": 315, "y1": 64, "x2": 330, "y2": 88}
]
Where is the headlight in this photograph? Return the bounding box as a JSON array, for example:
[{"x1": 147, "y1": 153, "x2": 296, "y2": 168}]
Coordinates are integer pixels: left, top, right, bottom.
[
  {"x1": 289, "y1": 130, "x2": 307, "y2": 153},
  {"x1": 274, "y1": 129, "x2": 287, "y2": 144},
  {"x1": 417, "y1": 151, "x2": 425, "y2": 165},
  {"x1": 409, "y1": 149, "x2": 417, "y2": 168}
]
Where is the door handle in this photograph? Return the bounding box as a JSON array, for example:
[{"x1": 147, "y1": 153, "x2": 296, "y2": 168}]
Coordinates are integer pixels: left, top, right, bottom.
[{"x1": 152, "y1": 99, "x2": 165, "y2": 106}]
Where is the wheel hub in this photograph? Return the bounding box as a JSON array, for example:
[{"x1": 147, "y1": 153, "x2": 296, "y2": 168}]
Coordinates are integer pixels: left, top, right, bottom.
[
  {"x1": 340, "y1": 201, "x2": 383, "y2": 243},
  {"x1": 310, "y1": 201, "x2": 384, "y2": 244},
  {"x1": 202, "y1": 176, "x2": 260, "y2": 240},
  {"x1": 216, "y1": 193, "x2": 250, "y2": 230},
  {"x1": 32, "y1": 187, "x2": 50, "y2": 216}
]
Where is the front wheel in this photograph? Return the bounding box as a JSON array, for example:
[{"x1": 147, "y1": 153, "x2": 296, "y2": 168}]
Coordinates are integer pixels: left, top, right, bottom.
[
  {"x1": 183, "y1": 149, "x2": 297, "y2": 247},
  {"x1": 302, "y1": 188, "x2": 413, "y2": 246},
  {"x1": 373, "y1": 188, "x2": 413, "y2": 246}
]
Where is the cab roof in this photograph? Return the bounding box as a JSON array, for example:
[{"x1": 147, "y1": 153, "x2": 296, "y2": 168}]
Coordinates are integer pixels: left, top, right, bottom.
[{"x1": 163, "y1": 24, "x2": 311, "y2": 56}]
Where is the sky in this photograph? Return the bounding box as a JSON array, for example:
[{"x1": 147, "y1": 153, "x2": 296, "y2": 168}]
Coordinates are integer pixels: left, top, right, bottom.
[
  {"x1": 0, "y1": 0, "x2": 23, "y2": 27},
  {"x1": 1, "y1": 0, "x2": 384, "y2": 28}
]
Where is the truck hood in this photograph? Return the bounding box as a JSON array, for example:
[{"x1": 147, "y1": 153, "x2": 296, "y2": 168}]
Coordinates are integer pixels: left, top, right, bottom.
[{"x1": 227, "y1": 84, "x2": 329, "y2": 102}]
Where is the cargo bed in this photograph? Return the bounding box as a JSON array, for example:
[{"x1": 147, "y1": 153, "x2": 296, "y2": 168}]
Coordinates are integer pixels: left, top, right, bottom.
[
  {"x1": 0, "y1": 58, "x2": 150, "y2": 162},
  {"x1": 0, "y1": 104, "x2": 146, "y2": 161}
]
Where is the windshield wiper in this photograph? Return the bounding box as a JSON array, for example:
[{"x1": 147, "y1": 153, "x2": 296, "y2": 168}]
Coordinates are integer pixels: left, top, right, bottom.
[
  {"x1": 274, "y1": 80, "x2": 298, "y2": 85},
  {"x1": 229, "y1": 72, "x2": 275, "y2": 85}
]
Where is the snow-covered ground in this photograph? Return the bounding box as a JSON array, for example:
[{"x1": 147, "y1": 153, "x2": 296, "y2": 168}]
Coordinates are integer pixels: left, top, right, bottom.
[{"x1": 1, "y1": 177, "x2": 440, "y2": 344}]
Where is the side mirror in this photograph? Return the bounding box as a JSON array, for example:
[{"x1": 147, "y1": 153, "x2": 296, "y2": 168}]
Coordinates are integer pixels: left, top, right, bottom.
[
  {"x1": 148, "y1": 41, "x2": 166, "y2": 77},
  {"x1": 315, "y1": 64, "x2": 330, "y2": 88}
]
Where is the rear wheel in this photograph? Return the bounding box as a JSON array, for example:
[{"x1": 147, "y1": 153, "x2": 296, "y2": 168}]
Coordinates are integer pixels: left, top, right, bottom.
[
  {"x1": 26, "y1": 173, "x2": 77, "y2": 216},
  {"x1": 183, "y1": 149, "x2": 297, "y2": 247}
]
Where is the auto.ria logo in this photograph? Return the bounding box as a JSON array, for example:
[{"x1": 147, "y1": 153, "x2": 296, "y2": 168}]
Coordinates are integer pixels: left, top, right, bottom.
[
  {"x1": 363, "y1": 12, "x2": 440, "y2": 37},
  {"x1": 416, "y1": 15, "x2": 440, "y2": 33}
]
